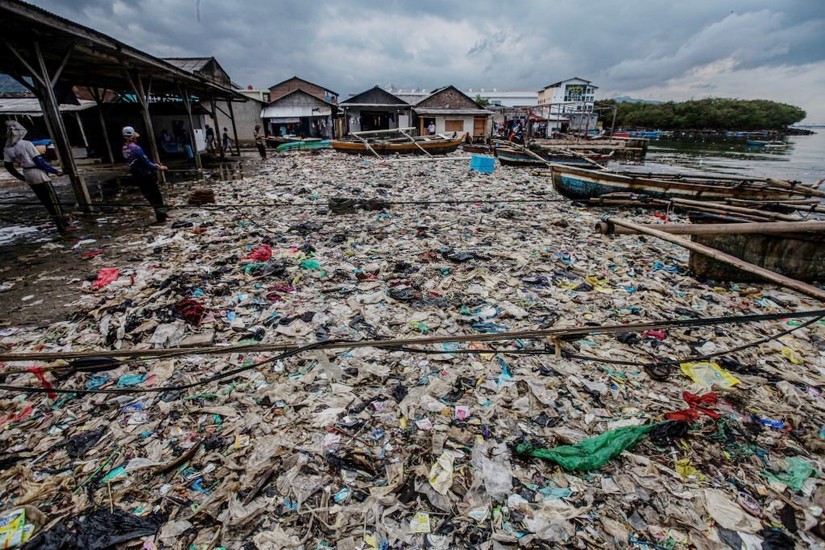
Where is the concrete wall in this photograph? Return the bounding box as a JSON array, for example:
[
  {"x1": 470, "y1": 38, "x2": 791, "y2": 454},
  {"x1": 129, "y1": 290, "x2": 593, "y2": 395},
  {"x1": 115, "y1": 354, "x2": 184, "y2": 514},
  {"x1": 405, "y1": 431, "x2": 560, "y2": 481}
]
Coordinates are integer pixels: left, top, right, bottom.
[{"x1": 202, "y1": 99, "x2": 263, "y2": 146}]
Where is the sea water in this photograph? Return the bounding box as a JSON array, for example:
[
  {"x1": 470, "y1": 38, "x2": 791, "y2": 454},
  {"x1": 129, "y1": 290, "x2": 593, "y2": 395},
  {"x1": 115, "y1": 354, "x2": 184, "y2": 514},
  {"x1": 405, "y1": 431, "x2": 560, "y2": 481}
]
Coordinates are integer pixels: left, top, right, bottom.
[{"x1": 613, "y1": 129, "x2": 825, "y2": 185}]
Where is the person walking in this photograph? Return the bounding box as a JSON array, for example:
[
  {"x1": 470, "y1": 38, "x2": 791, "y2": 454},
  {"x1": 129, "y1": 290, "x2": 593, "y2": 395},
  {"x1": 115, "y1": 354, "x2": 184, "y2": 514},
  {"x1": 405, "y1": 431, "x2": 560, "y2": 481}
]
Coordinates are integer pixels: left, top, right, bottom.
[
  {"x1": 222, "y1": 127, "x2": 232, "y2": 152},
  {"x1": 121, "y1": 126, "x2": 169, "y2": 224},
  {"x1": 254, "y1": 125, "x2": 267, "y2": 159},
  {"x1": 3, "y1": 120, "x2": 70, "y2": 234}
]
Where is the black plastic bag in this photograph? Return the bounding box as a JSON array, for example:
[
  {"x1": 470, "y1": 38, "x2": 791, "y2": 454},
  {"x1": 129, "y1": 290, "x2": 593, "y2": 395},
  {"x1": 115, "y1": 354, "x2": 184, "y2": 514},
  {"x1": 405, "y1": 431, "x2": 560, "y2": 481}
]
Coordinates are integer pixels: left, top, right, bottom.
[
  {"x1": 23, "y1": 508, "x2": 165, "y2": 550},
  {"x1": 65, "y1": 426, "x2": 107, "y2": 459}
]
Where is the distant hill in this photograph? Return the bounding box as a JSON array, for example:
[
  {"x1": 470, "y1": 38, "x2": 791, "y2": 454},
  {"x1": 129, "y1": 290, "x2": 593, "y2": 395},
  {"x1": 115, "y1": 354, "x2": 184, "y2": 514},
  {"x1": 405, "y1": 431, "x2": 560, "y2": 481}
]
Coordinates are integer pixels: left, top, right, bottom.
[{"x1": 612, "y1": 96, "x2": 663, "y2": 105}]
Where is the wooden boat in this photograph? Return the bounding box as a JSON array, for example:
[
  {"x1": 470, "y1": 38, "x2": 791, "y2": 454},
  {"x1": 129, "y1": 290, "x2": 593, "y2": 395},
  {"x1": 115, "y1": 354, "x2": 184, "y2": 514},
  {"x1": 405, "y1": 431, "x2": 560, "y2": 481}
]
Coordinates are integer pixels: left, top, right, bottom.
[
  {"x1": 686, "y1": 215, "x2": 825, "y2": 282},
  {"x1": 462, "y1": 144, "x2": 494, "y2": 154},
  {"x1": 746, "y1": 139, "x2": 787, "y2": 149},
  {"x1": 495, "y1": 145, "x2": 611, "y2": 167},
  {"x1": 331, "y1": 134, "x2": 465, "y2": 155},
  {"x1": 551, "y1": 164, "x2": 817, "y2": 202}
]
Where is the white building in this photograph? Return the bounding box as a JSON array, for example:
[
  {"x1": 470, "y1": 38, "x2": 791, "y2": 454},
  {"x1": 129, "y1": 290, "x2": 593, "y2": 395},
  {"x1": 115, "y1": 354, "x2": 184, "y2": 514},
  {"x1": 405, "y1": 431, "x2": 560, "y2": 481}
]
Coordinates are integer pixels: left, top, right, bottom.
[
  {"x1": 462, "y1": 88, "x2": 537, "y2": 108},
  {"x1": 537, "y1": 77, "x2": 599, "y2": 135}
]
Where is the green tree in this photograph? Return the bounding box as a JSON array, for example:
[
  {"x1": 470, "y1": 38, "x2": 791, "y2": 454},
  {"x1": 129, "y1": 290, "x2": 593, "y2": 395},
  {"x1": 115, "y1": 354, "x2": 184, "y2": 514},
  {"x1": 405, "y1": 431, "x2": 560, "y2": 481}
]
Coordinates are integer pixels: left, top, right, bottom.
[{"x1": 595, "y1": 98, "x2": 806, "y2": 131}]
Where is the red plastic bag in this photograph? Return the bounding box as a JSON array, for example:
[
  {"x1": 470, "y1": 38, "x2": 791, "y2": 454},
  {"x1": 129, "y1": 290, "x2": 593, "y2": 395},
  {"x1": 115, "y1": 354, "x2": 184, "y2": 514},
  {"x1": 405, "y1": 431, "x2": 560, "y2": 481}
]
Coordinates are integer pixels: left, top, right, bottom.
[
  {"x1": 90, "y1": 267, "x2": 120, "y2": 290},
  {"x1": 244, "y1": 244, "x2": 272, "y2": 262}
]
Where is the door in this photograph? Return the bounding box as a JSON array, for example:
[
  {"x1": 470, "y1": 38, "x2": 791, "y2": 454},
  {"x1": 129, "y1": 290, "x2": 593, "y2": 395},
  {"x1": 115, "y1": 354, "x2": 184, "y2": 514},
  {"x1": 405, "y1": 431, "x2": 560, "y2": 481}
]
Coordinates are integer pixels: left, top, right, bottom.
[{"x1": 473, "y1": 117, "x2": 487, "y2": 140}]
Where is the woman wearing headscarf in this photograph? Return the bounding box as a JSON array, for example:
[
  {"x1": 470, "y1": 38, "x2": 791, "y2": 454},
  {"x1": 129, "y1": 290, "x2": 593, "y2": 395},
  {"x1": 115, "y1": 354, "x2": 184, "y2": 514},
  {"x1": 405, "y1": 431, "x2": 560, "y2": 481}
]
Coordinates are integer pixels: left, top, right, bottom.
[
  {"x1": 121, "y1": 125, "x2": 168, "y2": 223},
  {"x1": 3, "y1": 120, "x2": 70, "y2": 234}
]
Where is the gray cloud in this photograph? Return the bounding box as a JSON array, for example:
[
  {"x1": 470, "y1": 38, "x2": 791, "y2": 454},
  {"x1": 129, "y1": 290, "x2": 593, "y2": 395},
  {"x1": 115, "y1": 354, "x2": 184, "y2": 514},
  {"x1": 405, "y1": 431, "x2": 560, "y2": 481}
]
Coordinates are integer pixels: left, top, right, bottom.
[{"x1": 24, "y1": 0, "x2": 825, "y2": 120}]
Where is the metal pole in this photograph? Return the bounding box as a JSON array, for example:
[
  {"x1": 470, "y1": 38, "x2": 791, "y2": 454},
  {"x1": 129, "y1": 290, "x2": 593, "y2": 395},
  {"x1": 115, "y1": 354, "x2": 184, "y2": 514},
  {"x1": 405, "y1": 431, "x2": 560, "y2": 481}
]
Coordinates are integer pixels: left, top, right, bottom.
[
  {"x1": 227, "y1": 97, "x2": 240, "y2": 157},
  {"x1": 33, "y1": 41, "x2": 92, "y2": 211}
]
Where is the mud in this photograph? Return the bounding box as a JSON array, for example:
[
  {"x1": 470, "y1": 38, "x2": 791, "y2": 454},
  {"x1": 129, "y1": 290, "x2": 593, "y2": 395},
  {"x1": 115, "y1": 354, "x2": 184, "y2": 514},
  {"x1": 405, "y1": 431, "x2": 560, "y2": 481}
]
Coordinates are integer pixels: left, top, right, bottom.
[{"x1": 0, "y1": 155, "x2": 251, "y2": 327}]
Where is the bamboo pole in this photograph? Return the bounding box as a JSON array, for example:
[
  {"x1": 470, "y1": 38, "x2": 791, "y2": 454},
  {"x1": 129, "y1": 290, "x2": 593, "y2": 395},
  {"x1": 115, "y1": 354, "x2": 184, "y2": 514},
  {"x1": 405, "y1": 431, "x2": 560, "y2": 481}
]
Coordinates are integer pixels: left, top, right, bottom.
[
  {"x1": 586, "y1": 196, "x2": 796, "y2": 222},
  {"x1": 605, "y1": 217, "x2": 825, "y2": 302},
  {"x1": 767, "y1": 178, "x2": 825, "y2": 199},
  {"x1": 596, "y1": 220, "x2": 825, "y2": 236},
  {"x1": 398, "y1": 129, "x2": 433, "y2": 157},
  {"x1": 666, "y1": 197, "x2": 801, "y2": 221}
]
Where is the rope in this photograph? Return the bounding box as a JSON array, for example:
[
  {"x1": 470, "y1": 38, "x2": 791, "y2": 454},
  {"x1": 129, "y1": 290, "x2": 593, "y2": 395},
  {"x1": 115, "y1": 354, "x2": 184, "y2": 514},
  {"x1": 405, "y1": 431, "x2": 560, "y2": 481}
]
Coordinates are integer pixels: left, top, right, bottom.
[
  {"x1": 1, "y1": 313, "x2": 822, "y2": 396},
  {"x1": 1, "y1": 308, "x2": 822, "y2": 363}
]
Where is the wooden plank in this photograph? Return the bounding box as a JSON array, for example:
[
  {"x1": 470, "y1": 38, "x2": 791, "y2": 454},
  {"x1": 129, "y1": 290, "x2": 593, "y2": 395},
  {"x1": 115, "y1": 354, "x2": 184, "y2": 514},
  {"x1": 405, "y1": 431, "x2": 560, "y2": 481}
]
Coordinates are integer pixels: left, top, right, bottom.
[
  {"x1": 596, "y1": 220, "x2": 825, "y2": 236},
  {"x1": 606, "y1": 217, "x2": 825, "y2": 302}
]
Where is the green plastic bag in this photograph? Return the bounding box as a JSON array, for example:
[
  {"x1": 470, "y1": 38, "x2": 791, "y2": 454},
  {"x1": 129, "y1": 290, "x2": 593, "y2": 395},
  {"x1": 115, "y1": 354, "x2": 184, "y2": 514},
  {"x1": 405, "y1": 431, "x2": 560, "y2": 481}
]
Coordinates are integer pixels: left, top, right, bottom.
[
  {"x1": 516, "y1": 423, "x2": 658, "y2": 471},
  {"x1": 762, "y1": 457, "x2": 818, "y2": 492}
]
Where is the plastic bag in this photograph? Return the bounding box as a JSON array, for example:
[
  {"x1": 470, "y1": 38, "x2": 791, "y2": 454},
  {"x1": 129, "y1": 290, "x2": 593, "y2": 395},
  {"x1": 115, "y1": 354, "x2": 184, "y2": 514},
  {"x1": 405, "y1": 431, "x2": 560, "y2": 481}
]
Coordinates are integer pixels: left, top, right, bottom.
[
  {"x1": 65, "y1": 426, "x2": 107, "y2": 459},
  {"x1": 679, "y1": 362, "x2": 740, "y2": 389},
  {"x1": 22, "y1": 508, "x2": 164, "y2": 550},
  {"x1": 761, "y1": 457, "x2": 818, "y2": 492},
  {"x1": 516, "y1": 424, "x2": 658, "y2": 471},
  {"x1": 90, "y1": 268, "x2": 119, "y2": 291}
]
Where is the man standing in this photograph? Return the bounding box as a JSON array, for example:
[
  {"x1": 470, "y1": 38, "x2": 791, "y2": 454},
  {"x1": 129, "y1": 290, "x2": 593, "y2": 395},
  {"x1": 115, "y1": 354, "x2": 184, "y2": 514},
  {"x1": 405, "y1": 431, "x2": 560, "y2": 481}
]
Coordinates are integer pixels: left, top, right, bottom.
[
  {"x1": 254, "y1": 125, "x2": 266, "y2": 159},
  {"x1": 205, "y1": 124, "x2": 215, "y2": 152},
  {"x1": 3, "y1": 120, "x2": 70, "y2": 234},
  {"x1": 427, "y1": 121, "x2": 436, "y2": 135},
  {"x1": 121, "y1": 126, "x2": 169, "y2": 223}
]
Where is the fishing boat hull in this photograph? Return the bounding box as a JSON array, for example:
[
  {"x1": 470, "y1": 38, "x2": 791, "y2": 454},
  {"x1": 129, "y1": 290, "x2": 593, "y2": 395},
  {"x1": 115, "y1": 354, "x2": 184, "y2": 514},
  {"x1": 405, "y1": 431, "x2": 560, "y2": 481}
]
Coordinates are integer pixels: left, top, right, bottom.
[
  {"x1": 689, "y1": 232, "x2": 825, "y2": 282},
  {"x1": 331, "y1": 136, "x2": 465, "y2": 155},
  {"x1": 495, "y1": 147, "x2": 609, "y2": 167},
  {"x1": 551, "y1": 165, "x2": 802, "y2": 201}
]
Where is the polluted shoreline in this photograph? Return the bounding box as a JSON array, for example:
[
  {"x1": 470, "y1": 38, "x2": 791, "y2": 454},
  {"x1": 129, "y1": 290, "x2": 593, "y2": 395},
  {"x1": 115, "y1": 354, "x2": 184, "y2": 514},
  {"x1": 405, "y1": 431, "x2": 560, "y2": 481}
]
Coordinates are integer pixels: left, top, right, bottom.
[{"x1": 0, "y1": 150, "x2": 824, "y2": 548}]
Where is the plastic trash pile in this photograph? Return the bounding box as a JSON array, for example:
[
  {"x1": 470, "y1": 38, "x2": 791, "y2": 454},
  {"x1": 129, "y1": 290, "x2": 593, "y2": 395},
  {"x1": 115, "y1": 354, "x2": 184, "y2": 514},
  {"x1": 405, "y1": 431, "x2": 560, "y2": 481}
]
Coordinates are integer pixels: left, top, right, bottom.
[{"x1": 0, "y1": 150, "x2": 824, "y2": 549}]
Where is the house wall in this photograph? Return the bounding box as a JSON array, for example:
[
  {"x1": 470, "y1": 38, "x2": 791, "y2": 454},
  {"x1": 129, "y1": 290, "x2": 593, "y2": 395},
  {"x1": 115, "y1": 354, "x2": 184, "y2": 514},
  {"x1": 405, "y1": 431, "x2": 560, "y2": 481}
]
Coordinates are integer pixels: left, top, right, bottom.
[
  {"x1": 264, "y1": 93, "x2": 333, "y2": 138},
  {"x1": 342, "y1": 107, "x2": 410, "y2": 133},
  {"x1": 419, "y1": 115, "x2": 488, "y2": 137}
]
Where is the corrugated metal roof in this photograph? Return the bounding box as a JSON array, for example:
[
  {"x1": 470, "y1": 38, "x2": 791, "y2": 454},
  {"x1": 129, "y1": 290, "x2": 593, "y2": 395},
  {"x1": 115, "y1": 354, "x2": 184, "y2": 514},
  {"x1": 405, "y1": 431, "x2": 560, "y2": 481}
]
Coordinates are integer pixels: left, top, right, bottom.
[
  {"x1": 0, "y1": 97, "x2": 96, "y2": 115},
  {"x1": 163, "y1": 58, "x2": 212, "y2": 73}
]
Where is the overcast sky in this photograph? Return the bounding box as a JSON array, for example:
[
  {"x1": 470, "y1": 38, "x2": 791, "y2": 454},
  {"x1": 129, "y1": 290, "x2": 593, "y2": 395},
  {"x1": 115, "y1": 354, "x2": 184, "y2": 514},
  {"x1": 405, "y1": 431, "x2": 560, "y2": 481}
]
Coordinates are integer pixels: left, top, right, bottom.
[{"x1": 29, "y1": 0, "x2": 825, "y2": 122}]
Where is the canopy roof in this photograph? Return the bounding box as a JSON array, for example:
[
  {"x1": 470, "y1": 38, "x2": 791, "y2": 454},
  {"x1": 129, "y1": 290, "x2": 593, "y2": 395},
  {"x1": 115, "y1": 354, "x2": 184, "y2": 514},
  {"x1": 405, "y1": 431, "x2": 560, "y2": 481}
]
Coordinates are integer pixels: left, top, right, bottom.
[{"x1": 0, "y1": 0, "x2": 243, "y2": 100}]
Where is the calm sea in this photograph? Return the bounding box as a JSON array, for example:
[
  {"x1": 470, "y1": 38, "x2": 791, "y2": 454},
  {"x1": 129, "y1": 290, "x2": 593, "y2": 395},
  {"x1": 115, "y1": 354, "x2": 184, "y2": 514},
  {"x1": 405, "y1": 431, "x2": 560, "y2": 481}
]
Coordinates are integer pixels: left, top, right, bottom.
[{"x1": 612, "y1": 129, "x2": 825, "y2": 185}]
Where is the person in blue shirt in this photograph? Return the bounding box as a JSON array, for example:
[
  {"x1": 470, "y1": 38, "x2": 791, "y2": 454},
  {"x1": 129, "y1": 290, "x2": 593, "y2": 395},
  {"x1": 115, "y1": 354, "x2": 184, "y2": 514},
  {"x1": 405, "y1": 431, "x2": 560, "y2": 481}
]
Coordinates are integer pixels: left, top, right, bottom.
[
  {"x1": 3, "y1": 120, "x2": 70, "y2": 234},
  {"x1": 121, "y1": 126, "x2": 168, "y2": 223}
]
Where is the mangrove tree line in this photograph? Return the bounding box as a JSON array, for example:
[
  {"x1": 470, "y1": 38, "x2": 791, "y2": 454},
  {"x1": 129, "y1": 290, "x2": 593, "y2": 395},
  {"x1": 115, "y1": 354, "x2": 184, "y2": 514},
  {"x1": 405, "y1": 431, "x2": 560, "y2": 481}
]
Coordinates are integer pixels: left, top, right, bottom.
[{"x1": 596, "y1": 98, "x2": 806, "y2": 131}]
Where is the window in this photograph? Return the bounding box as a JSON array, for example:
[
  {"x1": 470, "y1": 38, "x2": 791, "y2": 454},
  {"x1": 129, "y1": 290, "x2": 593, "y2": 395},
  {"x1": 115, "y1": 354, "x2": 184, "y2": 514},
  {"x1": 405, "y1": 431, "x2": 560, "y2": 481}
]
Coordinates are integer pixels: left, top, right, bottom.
[{"x1": 445, "y1": 120, "x2": 464, "y2": 132}]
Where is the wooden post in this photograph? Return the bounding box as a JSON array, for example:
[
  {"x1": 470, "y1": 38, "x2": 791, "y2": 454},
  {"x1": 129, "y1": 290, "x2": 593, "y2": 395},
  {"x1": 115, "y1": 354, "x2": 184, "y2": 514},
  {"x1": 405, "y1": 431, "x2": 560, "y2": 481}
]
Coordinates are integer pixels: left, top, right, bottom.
[
  {"x1": 122, "y1": 65, "x2": 165, "y2": 183},
  {"x1": 133, "y1": 73, "x2": 165, "y2": 183},
  {"x1": 31, "y1": 41, "x2": 92, "y2": 211},
  {"x1": 74, "y1": 112, "x2": 88, "y2": 152},
  {"x1": 90, "y1": 88, "x2": 115, "y2": 165},
  {"x1": 209, "y1": 97, "x2": 225, "y2": 160},
  {"x1": 226, "y1": 97, "x2": 241, "y2": 157},
  {"x1": 606, "y1": 217, "x2": 825, "y2": 302},
  {"x1": 180, "y1": 87, "x2": 203, "y2": 172}
]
